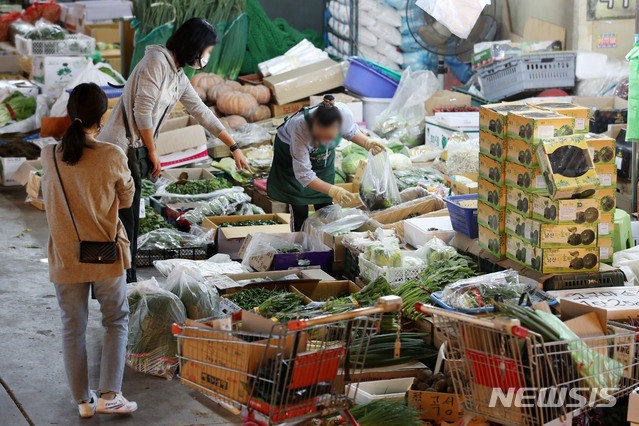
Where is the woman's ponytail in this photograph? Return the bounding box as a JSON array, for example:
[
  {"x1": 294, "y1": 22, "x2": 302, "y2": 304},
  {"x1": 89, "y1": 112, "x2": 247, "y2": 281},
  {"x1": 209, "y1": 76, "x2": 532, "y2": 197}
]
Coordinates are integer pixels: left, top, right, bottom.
[
  {"x1": 313, "y1": 94, "x2": 342, "y2": 127},
  {"x1": 59, "y1": 83, "x2": 108, "y2": 165}
]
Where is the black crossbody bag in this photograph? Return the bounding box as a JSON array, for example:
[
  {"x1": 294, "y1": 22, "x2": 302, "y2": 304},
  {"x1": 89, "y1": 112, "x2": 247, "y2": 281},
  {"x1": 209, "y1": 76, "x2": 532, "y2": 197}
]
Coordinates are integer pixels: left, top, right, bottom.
[{"x1": 53, "y1": 151, "x2": 118, "y2": 264}]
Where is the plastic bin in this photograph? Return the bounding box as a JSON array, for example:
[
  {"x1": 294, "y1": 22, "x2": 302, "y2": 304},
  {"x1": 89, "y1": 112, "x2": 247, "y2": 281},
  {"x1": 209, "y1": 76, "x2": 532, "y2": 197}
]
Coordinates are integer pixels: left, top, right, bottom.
[
  {"x1": 344, "y1": 57, "x2": 399, "y2": 98},
  {"x1": 135, "y1": 244, "x2": 215, "y2": 267},
  {"x1": 353, "y1": 95, "x2": 392, "y2": 127},
  {"x1": 16, "y1": 33, "x2": 95, "y2": 57},
  {"x1": 66, "y1": 85, "x2": 122, "y2": 98},
  {"x1": 358, "y1": 254, "x2": 429, "y2": 288},
  {"x1": 476, "y1": 52, "x2": 576, "y2": 101},
  {"x1": 443, "y1": 194, "x2": 478, "y2": 239}
]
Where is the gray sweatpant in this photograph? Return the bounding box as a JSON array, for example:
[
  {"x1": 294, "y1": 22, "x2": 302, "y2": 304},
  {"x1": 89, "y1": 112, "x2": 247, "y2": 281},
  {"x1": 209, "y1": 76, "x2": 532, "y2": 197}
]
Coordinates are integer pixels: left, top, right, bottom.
[{"x1": 54, "y1": 274, "x2": 128, "y2": 403}]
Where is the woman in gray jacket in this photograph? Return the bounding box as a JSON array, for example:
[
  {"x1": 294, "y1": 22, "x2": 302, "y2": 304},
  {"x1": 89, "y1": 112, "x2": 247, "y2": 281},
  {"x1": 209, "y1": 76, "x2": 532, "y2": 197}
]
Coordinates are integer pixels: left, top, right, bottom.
[{"x1": 100, "y1": 18, "x2": 249, "y2": 282}]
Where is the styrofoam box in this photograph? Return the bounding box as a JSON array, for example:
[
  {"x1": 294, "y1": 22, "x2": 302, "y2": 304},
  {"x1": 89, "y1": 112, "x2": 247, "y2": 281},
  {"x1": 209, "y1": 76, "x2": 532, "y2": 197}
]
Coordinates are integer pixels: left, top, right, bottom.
[
  {"x1": 434, "y1": 111, "x2": 479, "y2": 128},
  {"x1": 345, "y1": 377, "x2": 413, "y2": 404},
  {"x1": 403, "y1": 216, "x2": 455, "y2": 248},
  {"x1": 628, "y1": 388, "x2": 639, "y2": 423}
]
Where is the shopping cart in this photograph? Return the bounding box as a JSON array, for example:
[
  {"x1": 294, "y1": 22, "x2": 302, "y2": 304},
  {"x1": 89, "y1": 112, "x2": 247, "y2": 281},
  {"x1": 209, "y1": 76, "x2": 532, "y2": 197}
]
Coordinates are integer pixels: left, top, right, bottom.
[
  {"x1": 172, "y1": 295, "x2": 403, "y2": 425},
  {"x1": 415, "y1": 303, "x2": 639, "y2": 425}
]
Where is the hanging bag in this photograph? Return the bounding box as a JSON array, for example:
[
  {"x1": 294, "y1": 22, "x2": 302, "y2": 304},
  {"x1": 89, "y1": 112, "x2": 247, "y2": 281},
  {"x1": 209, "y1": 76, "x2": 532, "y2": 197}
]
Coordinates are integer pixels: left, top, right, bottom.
[
  {"x1": 358, "y1": 150, "x2": 401, "y2": 211},
  {"x1": 53, "y1": 149, "x2": 118, "y2": 264}
]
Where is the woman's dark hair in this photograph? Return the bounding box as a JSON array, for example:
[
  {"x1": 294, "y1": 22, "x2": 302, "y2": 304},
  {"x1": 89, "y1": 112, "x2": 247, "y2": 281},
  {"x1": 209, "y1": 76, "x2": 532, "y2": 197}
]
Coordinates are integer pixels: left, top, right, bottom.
[
  {"x1": 313, "y1": 94, "x2": 342, "y2": 127},
  {"x1": 166, "y1": 18, "x2": 218, "y2": 68},
  {"x1": 60, "y1": 83, "x2": 108, "y2": 165}
]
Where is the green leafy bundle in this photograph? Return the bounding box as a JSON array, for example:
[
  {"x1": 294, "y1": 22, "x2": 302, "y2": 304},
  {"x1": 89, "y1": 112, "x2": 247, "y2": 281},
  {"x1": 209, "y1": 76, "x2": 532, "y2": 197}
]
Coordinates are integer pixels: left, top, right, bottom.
[
  {"x1": 0, "y1": 92, "x2": 36, "y2": 128},
  {"x1": 350, "y1": 400, "x2": 422, "y2": 426},
  {"x1": 165, "y1": 177, "x2": 232, "y2": 195},
  {"x1": 139, "y1": 207, "x2": 174, "y2": 235}
]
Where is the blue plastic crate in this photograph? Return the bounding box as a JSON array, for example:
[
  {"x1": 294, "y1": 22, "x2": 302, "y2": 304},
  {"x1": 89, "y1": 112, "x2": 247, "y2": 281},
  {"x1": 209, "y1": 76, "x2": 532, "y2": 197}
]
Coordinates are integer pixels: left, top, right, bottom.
[
  {"x1": 444, "y1": 194, "x2": 478, "y2": 239},
  {"x1": 344, "y1": 57, "x2": 400, "y2": 98},
  {"x1": 66, "y1": 85, "x2": 122, "y2": 99}
]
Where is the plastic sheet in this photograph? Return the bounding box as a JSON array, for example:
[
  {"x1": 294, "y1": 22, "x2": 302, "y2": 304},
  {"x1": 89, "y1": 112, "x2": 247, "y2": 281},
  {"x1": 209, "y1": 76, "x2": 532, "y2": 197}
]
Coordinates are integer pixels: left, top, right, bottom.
[
  {"x1": 240, "y1": 232, "x2": 306, "y2": 269},
  {"x1": 432, "y1": 133, "x2": 479, "y2": 175},
  {"x1": 155, "y1": 185, "x2": 244, "y2": 204},
  {"x1": 362, "y1": 230, "x2": 402, "y2": 267},
  {"x1": 439, "y1": 269, "x2": 525, "y2": 310},
  {"x1": 181, "y1": 192, "x2": 252, "y2": 225},
  {"x1": 137, "y1": 226, "x2": 214, "y2": 250},
  {"x1": 302, "y1": 204, "x2": 369, "y2": 241},
  {"x1": 258, "y1": 39, "x2": 328, "y2": 77},
  {"x1": 209, "y1": 123, "x2": 271, "y2": 148},
  {"x1": 416, "y1": 236, "x2": 458, "y2": 265},
  {"x1": 359, "y1": 150, "x2": 402, "y2": 211},
  {"x1": 154, "y1": 255, "x2": 246, "y2": 278},
  {"x1": 164, "y1": 265, "x2": 220, "y2": 320},
  {"x1": 416, "y1": 0, "x2": 490, "y2": 39},
  {"x1": 126, "y1": 278, "x2": 186, "y2": 379},
  {"x1": 342, "y1": 229, "x2": 399, "y2": 253}
]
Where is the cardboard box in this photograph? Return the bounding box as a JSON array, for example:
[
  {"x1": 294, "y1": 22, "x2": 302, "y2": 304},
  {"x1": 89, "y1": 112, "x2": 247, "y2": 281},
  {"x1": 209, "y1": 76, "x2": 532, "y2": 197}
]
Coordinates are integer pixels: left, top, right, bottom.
[
  {"x1": 479, "y1": 102, "x2": 535, "y2": 139},
  {"x1": 0, "y1": 53, "x2": 23, "y2": 74},
  {"x1": 599, "y1": 237, "x2": 613, "y2": 263},
  {"x1": 572, "y1": 96, "x2": 627, "y2": 134},
  {"x1": 32, "y1": 56, "x2": 88, "y2": 95},
  {"x1": 478, "y1": 154, "x2": 505, "y2": 186},
  {"x1": 478, "y1": 225, "x2": 506, "y2": 258},
  {"x1": 425, "y1": 90, "x2": 471, "y2": 116},
  {"x1": 408, "y1": 391, "x2": 462, "y2": 422},
  {"x1": 444, "y1": 173, "x2": 478, "y2": 195},
  {"x1": 424, "y1": 116, "x2": 479, "y2": 149},
  {"x1": 269, "y1": 99, "x2": 310, "y2": 117},
  {"x1": 237, "y1": 232, "x2": 332, "y2": 273},
  {"x1": 224, "y1": 269, "x2": 334, "y2": 287},
  {"x1": 160, "y1": 168, "x2": 214, "y2": 182},
  {"x1": 477, "y1": 201, "x2": 505, "y2": 233},
  {"x1": 598, "y1": 213, "x2": 614, "y2": 237},
  {"x1": 1, "y1": 157, "x2": 27, "y2": 186},
  {"x1": 529, "y1": 100, "x2": 589, "y2": 133},
  {"x1": 537, "y1": 135, "x2": 599, "y2": 200},
  {"x1": 367, "y1": 196, "x2": 446, "y2": 239},
  {"x1": 201, "y1": 214, "x2": 291, "y2": 259},
  {"x1": 347, "y1": 378, "x2": 413, "y2": 404},
  {"x1": 310, "y1": 93, "x2": 362, "y2": 122},
  {"x1": 583, "y1": 133, "x2": 615, "y2": 165},
  {"x1": 531, "y1": 194, "x2": 601, "y2": 224},
  {"x1": 290, "y1": 280, "x2": 361, "y2": 304},
  {"x1": 504, "y1": 162, "x2": 547, "y2": 193},
  {"x1": 507, "y1": 234, "x2": 600, "y2": 273},
  {"x1": 506, "y1": 136, "x2": 537, "y2": 167},
  {"x1": 335, "y1": 160, "x2": 365, "y2": 209},
  {"x1": 179, "y1": 313, "x2": 306, "y2": 405},
  {"x1": 26, "y1": 171, "x2": 42, "y2": 200},
  {"x1": 479, "y1": 130, "x2": 506, "y2": 162},
  {"x1": 528, "y1": 220, "x2": 598, "y2": 248},
  {"x1": 251, "y1": 188, "x2": 289, "y2": 214},
  {"x1": 155, "y1": 116, "x2": 209, "y2": 169},
  {"x1": 595, "y1": 163, "x2": 617, "y2": 189},
  {"x1": 507, "y1": 110, "x2": 575, "y2": 143},
  {"x1": 595, "y1": 188, "x2": 616, "y2": 216},
  {"x1": 11, "y1": 159, "x2": 41, "y2": 186},
  {"x1": 506, "y1": 186, "x2": 533, "y2": 217},
  {"x1": 504, "y1": 209, "x2": 530, "y2": 241},
  {"x1": 477, "y1": 178, "x2": 507, "y2": 210},
  {"x1": 264, "y1": 59, "x2": 344, "y2": 105}
]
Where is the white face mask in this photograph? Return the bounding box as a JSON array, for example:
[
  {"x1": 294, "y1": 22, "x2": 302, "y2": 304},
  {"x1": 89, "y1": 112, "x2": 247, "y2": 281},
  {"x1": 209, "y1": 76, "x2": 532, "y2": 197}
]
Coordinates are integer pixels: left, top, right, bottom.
[{"x1": 191, "y1": 51, "x2": 210, "y2": 70}]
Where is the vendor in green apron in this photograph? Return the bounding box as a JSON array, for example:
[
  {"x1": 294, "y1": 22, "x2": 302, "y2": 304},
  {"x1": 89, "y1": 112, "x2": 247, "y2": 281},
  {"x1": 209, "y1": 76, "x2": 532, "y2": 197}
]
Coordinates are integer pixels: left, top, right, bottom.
[{"x1": 268, "y1": 94, "x2": 386, "y2": 231}]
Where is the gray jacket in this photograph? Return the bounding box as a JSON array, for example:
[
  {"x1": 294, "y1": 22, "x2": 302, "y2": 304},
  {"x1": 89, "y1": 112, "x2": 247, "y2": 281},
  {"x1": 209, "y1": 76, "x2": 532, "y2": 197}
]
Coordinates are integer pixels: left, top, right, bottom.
[{"x1": 99, "y1": 45, "x2": 225, "y2": 152}]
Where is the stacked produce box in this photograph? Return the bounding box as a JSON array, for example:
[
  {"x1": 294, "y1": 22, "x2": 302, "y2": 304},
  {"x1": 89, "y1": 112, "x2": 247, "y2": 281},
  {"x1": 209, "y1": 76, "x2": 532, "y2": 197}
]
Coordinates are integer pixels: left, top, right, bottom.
[{"x1": 479, "y1": 101, "x2": 616, "y2": 273}]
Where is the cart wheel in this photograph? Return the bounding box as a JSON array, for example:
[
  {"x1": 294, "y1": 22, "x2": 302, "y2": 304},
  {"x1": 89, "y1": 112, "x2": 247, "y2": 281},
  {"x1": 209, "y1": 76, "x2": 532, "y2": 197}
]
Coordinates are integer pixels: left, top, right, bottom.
[{"x1": 340, "y1": 409, "x2": 359, "y2": 426}]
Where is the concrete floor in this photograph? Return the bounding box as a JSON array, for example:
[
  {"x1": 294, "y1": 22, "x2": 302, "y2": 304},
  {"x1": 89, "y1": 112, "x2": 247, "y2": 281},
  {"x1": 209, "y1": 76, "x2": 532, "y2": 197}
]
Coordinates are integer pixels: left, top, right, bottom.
[{"x1": 0, "y1": 187, "x2": 239, "y2": 425}]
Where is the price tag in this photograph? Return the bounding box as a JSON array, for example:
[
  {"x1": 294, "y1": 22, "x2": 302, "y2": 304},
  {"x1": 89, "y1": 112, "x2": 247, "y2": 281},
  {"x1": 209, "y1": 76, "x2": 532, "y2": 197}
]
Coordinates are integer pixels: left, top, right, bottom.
[
  {"x1": 559, "y1": 206, "x2": 577, "y2": 221},
  {"x1": 575, "y1": 118, "x2": 586, "y2": 131},
  {"x1": 139, "y1": 202, "x2": 146, "y2": 219},
  {"x1": 599, "y1": 173, "x2": 612, "y2": 187},
  {"x1": 599, "y1": 222, "x2": 610, "y2": 235},
  {"x1": 537, "y1": 125, "x2": 554, "y2": 139},
  {"x1": 535, "y1": 175, "x2": 546, "y2": 189},
  {"x1": 220, "y1": 298, "x2": 242, "y2": 316}
]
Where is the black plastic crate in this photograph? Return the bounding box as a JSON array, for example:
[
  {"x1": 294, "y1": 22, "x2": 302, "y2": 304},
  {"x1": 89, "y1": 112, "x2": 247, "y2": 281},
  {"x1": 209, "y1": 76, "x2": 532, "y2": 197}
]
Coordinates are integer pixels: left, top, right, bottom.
[
  {"x1": 343, "y1": 247, "x2": 361, "y2": 282},
  {"x1": 542, "y1": 270, "x2": 625, "y2": 291},
  {"x1": 136, "y1": 244, "x2": 215, "y2": 267}
]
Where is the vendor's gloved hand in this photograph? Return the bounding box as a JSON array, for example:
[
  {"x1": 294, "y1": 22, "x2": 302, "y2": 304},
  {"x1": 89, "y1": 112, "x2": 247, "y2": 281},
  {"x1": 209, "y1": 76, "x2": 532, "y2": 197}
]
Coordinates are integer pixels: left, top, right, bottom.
[
  {"x1": 328, "y1": 185, "x2": 356, "y2": 205},
  {"x1": 364, "y1": 138, "x2": 387, "y2": 155}
]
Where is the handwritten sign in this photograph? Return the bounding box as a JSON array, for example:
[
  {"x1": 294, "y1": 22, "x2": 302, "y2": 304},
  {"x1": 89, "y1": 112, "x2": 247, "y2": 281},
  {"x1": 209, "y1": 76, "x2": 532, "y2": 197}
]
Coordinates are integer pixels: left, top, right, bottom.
[
  {"x1": 407, "y1": 391, "x2": 462, "y2": 422},
  {"x1": 551, "y1": 287, "x2": 639, "y2": 310}
]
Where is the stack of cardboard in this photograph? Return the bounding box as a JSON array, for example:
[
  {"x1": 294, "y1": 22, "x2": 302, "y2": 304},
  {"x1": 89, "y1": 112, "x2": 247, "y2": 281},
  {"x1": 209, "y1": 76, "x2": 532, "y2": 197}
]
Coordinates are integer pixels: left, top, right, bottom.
[{"x1": 479, "y1": 100, "x2": 616, "y2": 273}]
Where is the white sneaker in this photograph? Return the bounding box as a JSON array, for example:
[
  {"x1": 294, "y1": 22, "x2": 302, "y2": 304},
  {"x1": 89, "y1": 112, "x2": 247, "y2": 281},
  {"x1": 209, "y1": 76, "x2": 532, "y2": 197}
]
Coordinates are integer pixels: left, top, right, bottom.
[
  {"x1": 78, "y1": 391, "x2": 97, "y2": 418},
  {"x1": 97, "y1": 393, "x2": 138, "y2": 414}
]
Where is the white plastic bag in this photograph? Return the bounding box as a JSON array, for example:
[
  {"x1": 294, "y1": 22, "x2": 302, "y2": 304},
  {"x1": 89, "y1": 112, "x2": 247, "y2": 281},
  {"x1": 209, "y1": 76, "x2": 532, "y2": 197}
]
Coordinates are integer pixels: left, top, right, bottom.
[
  {"x1": 375, "y1": 21, "x2": 402, "y2": 46},
  {"x1": 240, "y1": 232, "x2": 306, "y2": 270},
  {"x1": 416, "y1": 0, "x2": 491, "y2": 39},
  {"x1": 376, "y1": 3, "x2": 403, "y2": 27},
  {"x1": 376, "y1": 39, "x2": 404, "y2": 65},
  {"x1": 164, "y1": 265, "x2": 220, "y2": 320},
  {"x1": 359, "y1": 26, "x2": 378, "y2": 47},
  {"x1": 358, "y1": 150, "x2": 402, "y2": 211}
]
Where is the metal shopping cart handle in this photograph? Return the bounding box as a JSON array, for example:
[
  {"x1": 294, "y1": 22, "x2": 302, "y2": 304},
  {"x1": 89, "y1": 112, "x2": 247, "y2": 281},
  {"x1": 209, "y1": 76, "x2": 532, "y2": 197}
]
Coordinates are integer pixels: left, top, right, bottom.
[
  {"x1": 414, "y1": 302, "x2": 529, "y2": 338},
  {"x1": 287, "y1": 295, "x2": 402, "y2": 331}
]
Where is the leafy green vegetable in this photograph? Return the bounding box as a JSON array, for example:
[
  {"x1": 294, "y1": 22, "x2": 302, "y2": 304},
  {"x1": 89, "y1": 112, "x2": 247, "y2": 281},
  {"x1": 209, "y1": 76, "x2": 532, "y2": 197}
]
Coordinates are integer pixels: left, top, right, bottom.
[
  {"x1": 350, "y1": 333, "x2": 437, "y2": 368},
  {"x1": 140, "y1": 179, "x2": 156, "y2": 198},
  {"x1": 342, "y1": 152, "x2": 367, "y2": 174},
  {"x1": 257, "y1": 292, "x2": 304, "y2": 314},
  {"x1": 168, "y1": 275, "x2": 219, "y2": 320},
  {"x1": 350, "y1": 400, "x2": 422, "y2": 426},
  {"x1": 139, "y1": 207, "x2": 174, "y2": 235},
  {"x1": 335, "y1": 168, "x2": 347, "y2": 184},
  {"x1": 219, "y1": 219, "x2": 279, "y2": 227},
  {"x1": 0, "y1": 92, "x2": 36, "y2": 128},
  {"x1": 387, "y1": 141, "x2": 409, "y2": 157},
  {"x1": 165, "y1": 177, "x2": 232, "y2": 195},
  {"x1": 342, "y1": 143, "x2": 368, "y2": 157},
  {"x1": 363, "y1": 241, "x2": 402, "y2": 267},
  {"x1": 228, "y1": 287, "x2": 279, "y2": 310}
]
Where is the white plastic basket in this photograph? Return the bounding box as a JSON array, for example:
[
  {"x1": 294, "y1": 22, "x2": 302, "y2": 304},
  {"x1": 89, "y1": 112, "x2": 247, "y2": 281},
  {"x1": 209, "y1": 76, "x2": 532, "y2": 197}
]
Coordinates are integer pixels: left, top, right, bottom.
[
  {"x1": 16, "y1": 33, "x2": 96, "y2": 57},
  {"x1": 358, "y1": 254, "x2": 428, "y2": 288}
]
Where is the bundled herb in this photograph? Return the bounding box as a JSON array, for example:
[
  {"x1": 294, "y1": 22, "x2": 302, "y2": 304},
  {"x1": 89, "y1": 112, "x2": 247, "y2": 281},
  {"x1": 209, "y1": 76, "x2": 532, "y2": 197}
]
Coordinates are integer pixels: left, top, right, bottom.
[
  {"x1": 228, "y1": 287, "x2": 278, "y2": 310},
  {"x1": 139, "y1": 207, "x2": 174, "y2": 235},
  {"x1": 0, "y1": 92, "x2": 36, "y2": 128},
  {"x1": 165, "y1": 177, "x2": 231, "y2": 195},
  {"x1": 394, "y1": 255, "x2": 478, "y2": 320},
  {"x1": 350, "y1": 333, "x2": 437, "y2": 368},
  {"x1": 350, "y1": 400, "x2": 422, "y2": 426},
  {"x1": 140, "y1": 179, "x2": 156, "y2": 198},
  {"x1": 257, "y1": 292, "x2": 304, "y2": 314},
  {"x1": 323, "y1": 276, "x2": 392, "y2": 313}
]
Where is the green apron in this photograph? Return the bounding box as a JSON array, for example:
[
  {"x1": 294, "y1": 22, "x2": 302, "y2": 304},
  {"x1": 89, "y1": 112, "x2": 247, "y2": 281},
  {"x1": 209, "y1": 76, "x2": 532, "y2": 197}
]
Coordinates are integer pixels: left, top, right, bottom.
[{"x1": 267, "y1": 107, "x2": 341, "y2": 205}]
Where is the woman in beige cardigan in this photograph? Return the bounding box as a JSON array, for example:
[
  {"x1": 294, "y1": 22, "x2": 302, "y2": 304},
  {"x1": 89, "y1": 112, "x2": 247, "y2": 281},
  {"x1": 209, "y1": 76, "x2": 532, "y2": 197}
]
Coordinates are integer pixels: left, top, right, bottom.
[{"x1": 41, "y1": 83, "x2": 137, "y2": 418}]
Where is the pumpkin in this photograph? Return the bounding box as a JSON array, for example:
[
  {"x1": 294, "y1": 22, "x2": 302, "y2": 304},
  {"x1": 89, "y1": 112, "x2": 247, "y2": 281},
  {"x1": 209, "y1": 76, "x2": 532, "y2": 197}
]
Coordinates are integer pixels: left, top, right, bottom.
[
  {"x1": 195, "y1": 87, "x2": 207, "y2": 102},
  {"x1": 224, "y1": 80, "x2": 241, "y2": 90},
  {"x1": 219, "y1": 115, "x2": 247, "y2": 129},
  {"x1": 190, "y1": 73, "x2": 224, "y2": 90},
  {"x1": 207, "y1": 84, "x2": 233, "y2": 104},
  {"x1": 240, "y1": 84, "x2": 271, "y2": 104},
  {"x1": 247, "y1": 105, "x2": 272, "y2": 122},
  {"x1": 216, "y1": 91, "x2": 258, "y2": 118}
]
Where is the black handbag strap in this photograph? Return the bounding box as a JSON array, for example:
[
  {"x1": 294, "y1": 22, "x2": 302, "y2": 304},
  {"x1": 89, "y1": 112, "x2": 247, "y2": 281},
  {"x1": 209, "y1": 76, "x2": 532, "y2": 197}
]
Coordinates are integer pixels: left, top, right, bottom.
[
  {"x1": 52, "y1": 148, "x2": 81, "y2": 243},
  {"x1": 53, "y1": 147, "x2": 118, "y2": 244}
]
